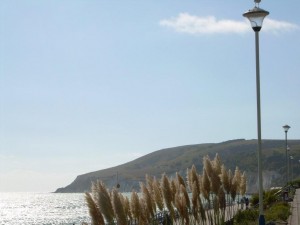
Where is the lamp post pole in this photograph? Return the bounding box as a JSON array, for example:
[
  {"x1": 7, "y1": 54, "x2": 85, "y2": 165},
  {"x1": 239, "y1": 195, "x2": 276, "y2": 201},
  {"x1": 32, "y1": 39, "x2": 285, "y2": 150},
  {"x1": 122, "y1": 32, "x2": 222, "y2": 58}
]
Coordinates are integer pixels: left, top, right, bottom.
[
  {"x1": 283, "y1": 125, "x2": 290, "y2": 185},
  {"x1": 290, "y1": 156, "x2": 294, "y2": 182},
  {"x1": 255, "y1": 28, "x2": 265, "y2": 225},
  {"x1": 243, "y1": 1, "x2": 269, "y2": 225}
]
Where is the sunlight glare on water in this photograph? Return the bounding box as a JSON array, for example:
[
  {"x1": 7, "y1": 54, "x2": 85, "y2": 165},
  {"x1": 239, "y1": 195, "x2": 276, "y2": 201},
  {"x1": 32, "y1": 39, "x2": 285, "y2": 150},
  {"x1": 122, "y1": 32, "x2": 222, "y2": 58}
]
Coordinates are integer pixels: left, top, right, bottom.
[{"x1": 0, "y1": 192, "x2": 91, "y2": 225}]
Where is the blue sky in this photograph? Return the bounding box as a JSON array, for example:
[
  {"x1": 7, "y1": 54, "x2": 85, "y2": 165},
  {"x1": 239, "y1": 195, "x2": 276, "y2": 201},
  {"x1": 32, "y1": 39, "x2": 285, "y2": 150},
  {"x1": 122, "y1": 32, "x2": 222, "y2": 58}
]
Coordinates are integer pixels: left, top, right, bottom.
[{"x1": 1, "y1": 0, "x2": 299, "y2": 192}]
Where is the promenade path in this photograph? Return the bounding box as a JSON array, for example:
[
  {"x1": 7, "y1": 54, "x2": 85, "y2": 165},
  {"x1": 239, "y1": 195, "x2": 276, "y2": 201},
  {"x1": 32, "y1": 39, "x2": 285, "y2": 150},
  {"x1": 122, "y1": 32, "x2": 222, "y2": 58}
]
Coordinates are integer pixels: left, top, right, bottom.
[{"x1": 288, "y1": 188, "x2": 300, "y2": 225}]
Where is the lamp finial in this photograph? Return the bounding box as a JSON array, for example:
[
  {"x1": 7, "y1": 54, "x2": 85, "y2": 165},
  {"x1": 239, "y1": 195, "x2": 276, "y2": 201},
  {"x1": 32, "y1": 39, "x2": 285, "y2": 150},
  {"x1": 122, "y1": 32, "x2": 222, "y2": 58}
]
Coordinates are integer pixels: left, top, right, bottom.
[{"x1": 254, "y1": 0, "x2": 261, "y2": 7}]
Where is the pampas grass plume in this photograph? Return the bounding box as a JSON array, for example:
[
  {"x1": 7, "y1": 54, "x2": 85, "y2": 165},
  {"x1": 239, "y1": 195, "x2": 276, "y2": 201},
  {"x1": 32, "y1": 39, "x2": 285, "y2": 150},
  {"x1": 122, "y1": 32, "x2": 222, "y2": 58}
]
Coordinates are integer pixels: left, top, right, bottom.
[
  {"x1": 161, "y1": 173, "x2": 175, "y2": 220},
  {"x1": 140, "y1": 182, "x2": 154, "y2": 218},
  {"x1": 176, "y1": 172, "x2": 186, "y2": 189},
  {"x1": 85, "y1": 192, "x2": 105, "y2": 225},
  {"x1": 130, "y1": 190, "x2": 140, "y2": 221},
  {"x1": 233, "y1": 167, "x2": 242, "y2": 194},
  {"x1": 211, "y1": 168, "x2": 222, "y2": 195},
  {"x1": 93, "y1": 181, "x2": 115, "y2": 224},
  {"x1": 145, "y1": 174, "x2": 154, "y2": 192},
  {"x1": 191, "y1": 181, "x2": 199, "y2": 223},
  {"x1": 175, "y1": 188, "x2": 189, "y2": 225},
  {"x1": 221, "y1": 165, "x2": 230, "y2": 194},
  {"x1": 202, "y1": 169, "x2": 210, "y2": 200},
  {"x1": 203, "y1": 155, "x2": 213, "y2": 177},
  {"x1": 190, "y1": 165, "x2": 200, "y2": 195},
  {"x1": 123, "y1": 196, "x2": 132, "y2": 221},
  {"x1": 112, "y1": 188, "x2": 127, "y2": 225},
  {"x1": 213, "y1": 153, "x2": 222, "y2": 175},
  {"x1": 170, "y1": 179, "x2": 177, "y2": 201},
  {"x1": 240, "y1": 171, "x2": 247, "y2": 196},
  {"x1": 180, "y1": 184, "x2": 190, "y2": 210},
  {"x1": 152, "y1": 178, "x2": 164, "y2": 211}
]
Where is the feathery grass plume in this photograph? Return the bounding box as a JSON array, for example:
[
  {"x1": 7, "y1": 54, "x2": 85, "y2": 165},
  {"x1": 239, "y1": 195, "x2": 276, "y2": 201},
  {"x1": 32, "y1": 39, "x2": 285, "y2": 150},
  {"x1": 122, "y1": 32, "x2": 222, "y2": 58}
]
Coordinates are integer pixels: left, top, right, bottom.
[
  {"x1": 170, "y1": 179, "x2": 177, "y2": 201},
  {"x1": 233, "y1": 167, "x2": 241, "y2": 194},
  {"x1": 174, "y1": 192, "x2": 184, "y2": 224},
  {"x1": 226, "y1": 169, "x2": 233, "y2": 214},
  {"x1": 130, "y1": 190, "x2": 141, "y2": 224},
  {"x1": 152, "y1": 178, "x2": 164, "y2": 211},
  {"x1": 202, "y1": 168, "x2": 210, "y2": 201},
  {"x1": 140, "y1": 182, "x2": 154, "y2": 218},
  {"x1": 220, "y1": 165, "x2": 230, "y2": 194},
  {"x1": 190, "y1": 165, "x2": 200, "y2": 195},
  {"x1": 186, "y1": 168, "x2": 193, "y2": 192},
  {"x1": 117, "y1": 193, "x2": 127, "y2": 221},
  {"x1": 145, "y1": 175, "x2": 156, "y2": 216},
  {"x1": 85, "y1": 192, "x2": 105, "y2": 225},
  {"x1": 212, "y1": 153, "x2": 222, "y2": 175},
  {"x1": 231, "y1": 166, "x2": 241, "y2": 211},
  {"x1": 138, "y1": 198, "x2": 151, "y2": 225},
  {"x1": 112, "y1": 188, "x2": 127, "y2": 225},
  {"x1": 202, "y1": 167, "x2": 214, "y2": 225},
  {"x1": 198, "y1": 173, "x2": 203, "y2": 192},
  {"x1": 180, "y1": 184, "x2": 190, "y2": 210},
  {"x1": 161, "y1": 173, "x2": 175, "y2": 221},
  {"x1": 176, "y1": 172, "x2": 186, "y2": 189},
  {"x1": 191, "y1": 181, "x2": 199, "y2": 223},
  {"x1": 203, "y1": 155, "x2": 213, "y2": 177},
  {"x1": 230, "y1": 174, "x2": 238, "y2": 203},
  {"x1": 210, "y1": 166, "x2": 222, "y2": 195},
  {"x1": 145, "y1": 174, "x2": 154, "y2": 192},
  {"x1": 93, "y1": 181, "x2": 115, "y2": 224},
  {"x1": 175, "y1": 188, "x2": 189, "y2": 225},
  {"x1": 240, "y1": 171, "x2": 247, "y2": 196},
  {"x1": 203, "y1": 155, "x2": 221, "y2": 195},
  {"x1": 123, "y1": 196, "x2": 132, "y2": 222},
  {"x1": 235, "y1": 167, "x2": 242, "y2": 208}
]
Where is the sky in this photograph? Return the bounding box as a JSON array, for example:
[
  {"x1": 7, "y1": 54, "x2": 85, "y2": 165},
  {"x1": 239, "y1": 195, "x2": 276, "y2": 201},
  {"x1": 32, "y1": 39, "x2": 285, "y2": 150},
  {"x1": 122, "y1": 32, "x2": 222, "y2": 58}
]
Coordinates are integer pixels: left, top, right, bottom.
[{"x1": 0, "y1": 0, "x2": 299, "y2": 192}]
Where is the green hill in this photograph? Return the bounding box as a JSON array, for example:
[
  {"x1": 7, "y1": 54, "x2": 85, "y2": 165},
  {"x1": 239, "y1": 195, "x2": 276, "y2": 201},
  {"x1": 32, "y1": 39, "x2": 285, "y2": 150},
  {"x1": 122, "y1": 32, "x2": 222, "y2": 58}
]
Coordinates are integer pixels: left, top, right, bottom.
[{"x1": 55, "y1": 139, "x2": 300, "y2": 193}]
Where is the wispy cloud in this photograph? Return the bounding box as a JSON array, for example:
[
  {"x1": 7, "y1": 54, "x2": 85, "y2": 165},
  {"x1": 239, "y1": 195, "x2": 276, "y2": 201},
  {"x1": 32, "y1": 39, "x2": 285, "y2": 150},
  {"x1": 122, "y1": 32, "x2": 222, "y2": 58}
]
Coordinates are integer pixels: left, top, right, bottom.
[
  {"x1": 159, "y1": 13, "x2": 299, "y2": 35},
  {"x1": 263, "y1": 18, "x2": 299, "y2": 33}
]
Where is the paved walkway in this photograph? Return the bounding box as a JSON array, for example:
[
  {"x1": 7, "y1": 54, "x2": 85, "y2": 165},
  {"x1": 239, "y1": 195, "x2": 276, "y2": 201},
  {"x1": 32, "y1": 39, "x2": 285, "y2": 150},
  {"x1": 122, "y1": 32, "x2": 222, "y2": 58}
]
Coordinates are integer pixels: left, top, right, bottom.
[{"x1": 288, "y1": 188, "x2": 300, "y2": 225}]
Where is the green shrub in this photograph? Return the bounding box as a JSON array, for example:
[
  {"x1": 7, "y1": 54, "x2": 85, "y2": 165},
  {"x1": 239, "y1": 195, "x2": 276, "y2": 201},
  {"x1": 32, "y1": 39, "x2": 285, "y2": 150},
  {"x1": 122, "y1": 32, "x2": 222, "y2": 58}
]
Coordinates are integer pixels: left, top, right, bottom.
[
  {"x1": 234, "y1": 209, "x2": 259, "y2": 225},
  {"x1": 264, "y1": 189, "x2": 280, "y2": 207},
  {"x1": 265, "y1": 202, "x2": 291, "y2": 222},
  {"x1": 250, "y1": 189, "x2": 281, "y2": 209},
  {"x1": 250, "y1": 193, "x2": 259, "y2": 207}
]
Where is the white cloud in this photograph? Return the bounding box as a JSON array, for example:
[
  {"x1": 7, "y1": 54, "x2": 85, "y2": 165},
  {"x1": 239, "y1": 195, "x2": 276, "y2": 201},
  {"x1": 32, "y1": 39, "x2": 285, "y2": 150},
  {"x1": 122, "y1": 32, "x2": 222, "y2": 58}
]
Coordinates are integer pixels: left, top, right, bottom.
[
  {"x1": 263, "y1": 18, "x2": 299, "y2": 33},
  {"x1": 159, "y1": 13, "x2": 299, "y2": 35}
]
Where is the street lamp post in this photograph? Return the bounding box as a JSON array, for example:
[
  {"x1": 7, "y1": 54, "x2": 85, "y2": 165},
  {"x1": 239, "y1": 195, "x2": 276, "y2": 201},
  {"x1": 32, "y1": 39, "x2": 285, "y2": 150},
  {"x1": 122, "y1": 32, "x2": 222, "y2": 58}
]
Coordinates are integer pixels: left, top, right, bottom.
[
  {"x1": 283, "y1": 125, "x2": 290, "y2": 185},
  {"x1": 243, "y1": 1, "x2": 269, "y2": 225},
  {"x1": 290, "y1": 155, "x2": 294, "y2": 182}
]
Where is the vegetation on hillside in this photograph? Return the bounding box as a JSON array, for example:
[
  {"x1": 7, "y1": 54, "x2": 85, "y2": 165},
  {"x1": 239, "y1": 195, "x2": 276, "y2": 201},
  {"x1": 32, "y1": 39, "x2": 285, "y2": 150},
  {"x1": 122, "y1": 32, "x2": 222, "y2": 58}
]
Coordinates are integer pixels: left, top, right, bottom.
[
  {"x1": 55, "y1": 139, "x2": 300, "y2": 193},
  {"x1": 85, "y1": 154, "x2": 247, "y2": 225}
]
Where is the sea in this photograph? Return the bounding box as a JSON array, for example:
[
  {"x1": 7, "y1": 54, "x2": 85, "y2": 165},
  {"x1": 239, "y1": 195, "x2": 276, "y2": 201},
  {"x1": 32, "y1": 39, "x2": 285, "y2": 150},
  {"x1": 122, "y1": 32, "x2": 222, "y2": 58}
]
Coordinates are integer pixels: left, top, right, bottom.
[
  {"x1": 0, "y1": 192, "x2": 249, "y2": 225},
  {"x1": 0, "y1": 192, "x2": 91, "y2": 225}
]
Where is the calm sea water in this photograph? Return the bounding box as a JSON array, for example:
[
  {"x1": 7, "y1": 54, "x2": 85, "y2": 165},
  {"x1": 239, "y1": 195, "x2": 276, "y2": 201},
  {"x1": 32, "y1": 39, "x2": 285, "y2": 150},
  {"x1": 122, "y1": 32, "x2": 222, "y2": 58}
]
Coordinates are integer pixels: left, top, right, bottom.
[{"x1": 0, "y1": 192, "x2": 91, "y2": 225}]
